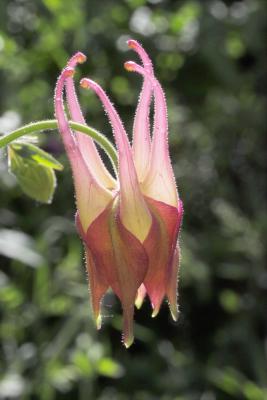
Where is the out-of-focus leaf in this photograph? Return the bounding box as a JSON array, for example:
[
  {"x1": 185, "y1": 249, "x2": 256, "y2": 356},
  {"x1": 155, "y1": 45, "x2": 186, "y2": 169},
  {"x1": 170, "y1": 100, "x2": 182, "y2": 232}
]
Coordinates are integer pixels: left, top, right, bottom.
[
  {"x1": 0, "y1": 285, "x2": 24, "y2": 308},
  {"x1": 46, "y1": 296, "x2": 73, "y2": 315},
  {"x1": 72, "y1": 351, "x2": 93, "y2": 376},
  {"x1": 219, "y1": 289, "x2": 241, "y2": 313},
  {"x1": 0, "y1": 374, "x2": 25, "y2": 398},
  {"x1": 207, "y1": 367, "x2": 243, "y2": 396},
  {"x1": 96, "y1": 358, "x2": 124, "y2": 378},
  {"x1": 243, "y1": 381, "x2": 267, "y2": 400},
  {"x1": 47, "y1": 362, "x2": 77, "y2": 392},
  {"x1": 0, "y1": 229, "x2": 43, "y2": 267},
  {"x1": 170, "y1": 1, "x2": 200, "y2": 34},
  {"x1": 8, "y1": 144, "x2": 57, "y2": 203}
]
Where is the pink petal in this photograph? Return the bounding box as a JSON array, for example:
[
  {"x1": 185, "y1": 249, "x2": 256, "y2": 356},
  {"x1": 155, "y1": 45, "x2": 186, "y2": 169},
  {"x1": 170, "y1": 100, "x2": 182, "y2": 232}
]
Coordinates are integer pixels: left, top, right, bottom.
[
  {"x1": 166, "y1": 200, "x2": 183, "y2": 320},
  {"x1": 135, "y1": 283, "x2": 147, "y2": 309},
  {"x1": 113, "y1": 210, "x2": 149, "y2": 347},
  {"x1": 127, "y1": 40, "x2": 153, "y2": 182},
  {"x1": 76, "y1": 214, "x2": 108, "y2": 329},
  {"x1": 54, "y1": 67, "x2": 113, "y2": 232},
  {"x1": 143, "y1": 197, "x2": 180, "y2": 316},
  {"x1": 166, "y1": 245, "x2": 180, "y2": 321},
  {"x1": 124, "y1": 61, "x2": 178, "y2": 208},
  {"x1": 82, "y1": 199, "x2": 149, "y2": 348},
  {"x1": 80, "y1": 78, "x2": 151, "y2": 242},
  {"x1": 66, "y1": 53, "x2": 116, "y2": 190}
]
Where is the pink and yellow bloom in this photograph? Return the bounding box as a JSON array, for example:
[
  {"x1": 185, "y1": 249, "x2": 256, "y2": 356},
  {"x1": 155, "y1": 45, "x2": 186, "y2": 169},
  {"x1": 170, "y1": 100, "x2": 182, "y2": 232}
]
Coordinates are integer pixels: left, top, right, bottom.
[{"x1": 54, "y1": 40, "x2": 183, "y2": 347}]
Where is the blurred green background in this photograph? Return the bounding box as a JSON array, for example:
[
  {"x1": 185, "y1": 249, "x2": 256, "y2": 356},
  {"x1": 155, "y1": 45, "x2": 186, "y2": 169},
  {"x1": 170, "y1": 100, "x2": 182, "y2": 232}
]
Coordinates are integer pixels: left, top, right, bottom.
[{"x1": 0, "y1": 0, "x2": 266, "y2": 399}]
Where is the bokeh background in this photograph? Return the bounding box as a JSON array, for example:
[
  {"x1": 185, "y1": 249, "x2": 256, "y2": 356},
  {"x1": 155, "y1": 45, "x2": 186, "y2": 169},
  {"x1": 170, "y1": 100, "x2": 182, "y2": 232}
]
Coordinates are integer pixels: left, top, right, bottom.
[{"x1": 0, "y1": 0, "x2": 266, "y2": 399}]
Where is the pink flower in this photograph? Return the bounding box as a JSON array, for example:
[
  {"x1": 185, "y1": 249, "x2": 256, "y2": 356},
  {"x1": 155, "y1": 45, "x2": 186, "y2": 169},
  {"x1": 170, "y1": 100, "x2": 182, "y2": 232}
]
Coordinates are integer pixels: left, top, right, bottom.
[{"x1": 54, "y1": 40, "x2": 183, "y2": 347}]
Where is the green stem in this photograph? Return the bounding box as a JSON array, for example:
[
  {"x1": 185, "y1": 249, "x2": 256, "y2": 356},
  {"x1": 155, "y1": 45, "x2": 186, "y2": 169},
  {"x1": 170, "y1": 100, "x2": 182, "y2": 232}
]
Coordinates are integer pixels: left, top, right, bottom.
[{"x1": 0, "y1": 119, "x2": 118, "y2": 173}]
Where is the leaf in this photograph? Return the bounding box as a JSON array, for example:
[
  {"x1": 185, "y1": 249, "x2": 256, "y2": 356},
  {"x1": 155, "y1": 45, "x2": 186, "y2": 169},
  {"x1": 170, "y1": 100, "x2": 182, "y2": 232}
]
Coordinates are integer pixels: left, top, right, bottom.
[
  {"x1": 10, "y1": 143, "x2": 63, "y2": 171},
  {"x1": 8, "y1": 145, "x2": 57, "y2": 203},
  {"x1": 0, "y1": 229, "x2": 43, "y2": 267},
  {"x1": 96, "y1": 358, "x2": 124, "y2": 378},
  {"x1": 72, "y1": 351, "x2": 93, "y2": 376}
]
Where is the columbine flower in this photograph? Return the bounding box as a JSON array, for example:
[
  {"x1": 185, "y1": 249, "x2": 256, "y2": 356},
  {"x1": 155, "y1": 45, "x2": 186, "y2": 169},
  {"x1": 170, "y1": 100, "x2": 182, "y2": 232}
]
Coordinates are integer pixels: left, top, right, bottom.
[{"x1": 54, "y1": 40, "x2": 183, "y2": 347}]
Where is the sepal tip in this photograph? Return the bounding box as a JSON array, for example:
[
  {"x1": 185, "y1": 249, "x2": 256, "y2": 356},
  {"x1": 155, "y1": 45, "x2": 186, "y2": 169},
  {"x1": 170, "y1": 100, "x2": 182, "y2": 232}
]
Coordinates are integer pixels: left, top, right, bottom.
[
  {"x1": 151, "y1": 307, "x2": 160, "y2": 318},
  {"x1": 135, "y1": 297, "x2": 143, "y2": 310},
  {"x1": 123, "y1": 334, "x2": 134, "y2": 349},
  {"x1": 170, "y1": 307, "x2": 179, "y2": 322},
  {"x1": 96, "y1": 314, "x2": 102, "y2": 330},
  {"x1": 135, "y1": 284, "x2": 146, "y2": 309}
]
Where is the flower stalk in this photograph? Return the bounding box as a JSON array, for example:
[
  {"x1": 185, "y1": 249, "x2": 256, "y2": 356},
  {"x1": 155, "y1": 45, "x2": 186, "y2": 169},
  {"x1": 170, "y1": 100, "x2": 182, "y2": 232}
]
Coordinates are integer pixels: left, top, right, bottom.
[{"x1": 0, "y1": 120, "x2": 118, "y2": 174}]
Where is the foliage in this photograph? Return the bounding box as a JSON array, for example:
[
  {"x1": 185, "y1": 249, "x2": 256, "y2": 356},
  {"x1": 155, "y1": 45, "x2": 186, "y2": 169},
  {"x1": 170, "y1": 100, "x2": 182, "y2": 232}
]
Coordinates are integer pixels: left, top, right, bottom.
[{"x1": 0, "y1": 0, "x2": 266, "y2": 399}]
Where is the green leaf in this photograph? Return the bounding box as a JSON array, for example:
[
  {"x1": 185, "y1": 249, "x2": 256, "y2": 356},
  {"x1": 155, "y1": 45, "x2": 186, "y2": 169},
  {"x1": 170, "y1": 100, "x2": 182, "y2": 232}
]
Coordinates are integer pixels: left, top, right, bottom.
[
  {"x1": 96, "y1": 358, "x2": 124, "y2": 378},
  {"x1": 8, "y1": 145, "x2": 57, "y2": 203},
  {"x1": 72, "y1": 351, "x2": 93, "y2": 377},
  {"x1": 10, "y1": 143, "x2": 63, "y2": 171}
]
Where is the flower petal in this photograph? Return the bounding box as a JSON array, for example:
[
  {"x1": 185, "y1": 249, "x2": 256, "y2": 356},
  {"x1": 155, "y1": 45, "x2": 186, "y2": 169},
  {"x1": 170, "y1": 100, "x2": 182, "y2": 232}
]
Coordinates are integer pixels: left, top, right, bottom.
[
  {"x1": 80, "y1": 78, "x2": 151, "y2": 242},
  {"x1": 166, "y1": 245, "x2": 180, "y2": 321},
  {"x1": 124, "y1": 61, "x2": 178, "y2": 208},
  {"x1": 54, "y1": 67, "x2": 113, "y2": 232},
  {"x1": 143, "y1": 197, "x2": 180, "y2": 316},
  {"x1": 66, "y1": 53, "x2": 116, "y2": 190},
  {"x1": 76, "y1": 214, "x2": 108, "y2": 329},
  {"x1": 83, "y1": 198, "x2": 149, "y2": 348},
  {"x1": 127, "y1": 40, "x2": 153, "y2": 182},
  {"x1": 166, "y1": 200, "x2": 183, "y2": 320},
  {"x1": 135, "y1": 283, "x2": 146, "y2": 309},
  {"x1": 110, "y1": 207, "x2": 149, "y2": 347}
]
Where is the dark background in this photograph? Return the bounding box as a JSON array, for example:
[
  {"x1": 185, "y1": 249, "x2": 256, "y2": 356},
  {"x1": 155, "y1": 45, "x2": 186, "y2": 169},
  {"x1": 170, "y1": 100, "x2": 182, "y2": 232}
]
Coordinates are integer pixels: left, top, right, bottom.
[{"x1": 0, "y1": 0, "x2": 266, "y2": 399}]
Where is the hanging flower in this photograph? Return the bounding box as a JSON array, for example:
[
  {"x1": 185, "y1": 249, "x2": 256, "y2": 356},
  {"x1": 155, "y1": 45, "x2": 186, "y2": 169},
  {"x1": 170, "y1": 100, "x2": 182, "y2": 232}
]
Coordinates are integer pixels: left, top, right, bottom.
[{"x1": 54, "y1": 40, "x2": 183, "y2": 347}]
